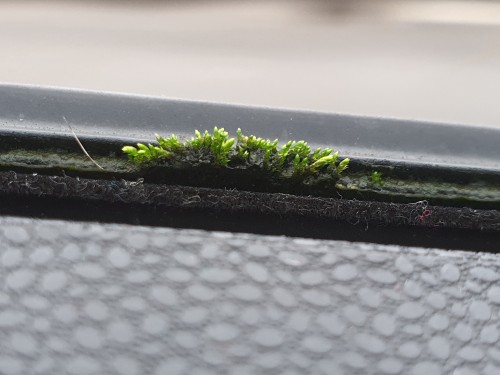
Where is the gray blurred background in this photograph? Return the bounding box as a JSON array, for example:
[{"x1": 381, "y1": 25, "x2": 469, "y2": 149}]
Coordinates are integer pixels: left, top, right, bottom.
[{"x1": 1, "y1": 0, "x2": 500, "y2": 127}]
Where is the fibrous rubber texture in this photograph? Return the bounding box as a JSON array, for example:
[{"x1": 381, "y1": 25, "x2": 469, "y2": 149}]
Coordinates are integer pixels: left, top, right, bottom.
[{"x1": 0, "y1": 171, "x2": 498, "y2": 233}]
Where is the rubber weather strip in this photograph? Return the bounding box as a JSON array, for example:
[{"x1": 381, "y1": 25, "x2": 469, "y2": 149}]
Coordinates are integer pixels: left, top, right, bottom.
[{"x1": 0, "y1": 84, "x2": 498, "y2": 252}]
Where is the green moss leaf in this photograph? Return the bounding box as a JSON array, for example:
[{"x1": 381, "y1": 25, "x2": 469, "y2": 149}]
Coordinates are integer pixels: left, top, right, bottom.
[{"x1": 122, "y1": 128, "x2": 350, "y2": 182}]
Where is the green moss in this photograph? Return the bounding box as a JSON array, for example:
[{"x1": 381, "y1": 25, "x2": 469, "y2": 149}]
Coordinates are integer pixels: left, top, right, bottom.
[
  {"x1": 122, "y1": 127, "x2": 350, "y2": 182},
  {"x1": 370, "y1": 171, "x2": 384, "y2": 186},
  {"x1": 0, "y1": 129, "x2": 497, "y2": 209}
]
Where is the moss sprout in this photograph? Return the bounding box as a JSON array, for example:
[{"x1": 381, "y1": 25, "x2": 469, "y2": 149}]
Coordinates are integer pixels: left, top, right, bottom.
[
  {"x1": 123, "y1": 127, "x2": 350, "y2": 182},
  {"x1": 370, "y1": 171, "x2": 384, "y2": 186}
]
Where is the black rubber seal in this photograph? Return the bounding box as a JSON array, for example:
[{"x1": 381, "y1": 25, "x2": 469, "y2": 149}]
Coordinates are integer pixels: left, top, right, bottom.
[{"x1": 0, "y1": 171, "x2": 498, "y2": 252}]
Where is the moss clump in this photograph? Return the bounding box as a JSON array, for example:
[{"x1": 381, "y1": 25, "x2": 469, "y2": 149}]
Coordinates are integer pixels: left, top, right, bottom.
[
  {"x1": 122, "y1": 127, "x2": 350, "y2": 183},
  {"x1": 370, "y1": 171, "x2": 384, "y2": 186}
]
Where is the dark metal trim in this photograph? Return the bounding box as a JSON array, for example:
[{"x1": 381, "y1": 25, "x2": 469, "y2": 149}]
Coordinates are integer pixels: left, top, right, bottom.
[{"x1": 1, "y1": 84, "x2": 499, "y2": 172}]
